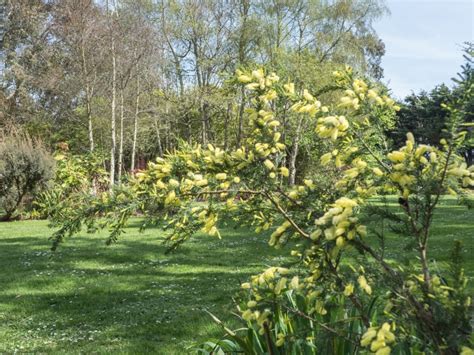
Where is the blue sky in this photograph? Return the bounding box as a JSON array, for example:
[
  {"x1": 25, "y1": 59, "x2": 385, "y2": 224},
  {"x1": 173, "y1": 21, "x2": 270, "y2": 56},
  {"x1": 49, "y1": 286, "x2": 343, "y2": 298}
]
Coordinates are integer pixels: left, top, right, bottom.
[{"x1": 374, "y1": 0, "x2": 473, "y2": 99}]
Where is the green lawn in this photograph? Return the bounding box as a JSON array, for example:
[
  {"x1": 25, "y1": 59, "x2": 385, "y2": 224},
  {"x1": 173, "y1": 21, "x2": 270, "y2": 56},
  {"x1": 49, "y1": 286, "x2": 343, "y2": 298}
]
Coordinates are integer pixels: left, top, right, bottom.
[{"x1": 0, "y1": 197, "x2": 472, "y2": 353}]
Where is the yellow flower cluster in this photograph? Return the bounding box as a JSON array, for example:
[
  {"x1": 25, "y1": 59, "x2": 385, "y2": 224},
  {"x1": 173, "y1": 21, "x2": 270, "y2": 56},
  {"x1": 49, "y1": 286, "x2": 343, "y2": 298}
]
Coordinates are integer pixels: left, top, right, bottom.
[
  {"x1": 337, "y1": 74, "x2": 400, "y2": 112},
  {"x1": 315, "y1": 115, "x2": 349, "y2": 141},
  {"x1": 358, "y1": 275, "x2": 372, "y2": 295},
  {"x1": 137, "y1": 157, "x2": 173, "y2": 181},
  {"x1": 289, "y1": 89, "x2": 324, "y2": 117},
  {"x1": 386, "y1": 133, "x2": 433, "y2": 197},
  {"x1": 312, "y1": 197, "x2": 366, "y2": 252},
  {"x1": 249, "y1": 109, "x2": 278, "y2": 130},
  {"x1": 241, "y1": 267, "x2": 290, "y2": 290},
  {"x1": 283, "y1": 181, "x2": 314, "y2": 202},
  {"x1": 253, "y1": 211, "x2": 273, "y2": 233},
  {"x1": 320, "y1": 146, "x2": 361, "y2": 171},
  {"x1": 203, "y1": 144, "x2": 226, "y2": 165},
  {"x1": 237, "y1": 68, "x2": 280, "y2": 92},
  {"x1": 200, "y1": 211, "x2": 220, "y2": 238},
  {"x1": 408, "y1": 273, "x2": 470, "y2": 307},
  {"x1": 460, "y1": 346, "x2": 474, "y2": 355},
  {"x1": 244, "y1": 109, "x2": 285, "y2": 166},
  {"x1": 241, "y1": 307, "x2": 272, "y2": 333},
  {"x1": 269, "y1": 221, "x2": 291, "y2": 246},
  {"x1": 343, "y1": 157, "x2": 368, "y2": 179},
  {"x1": 447, "y1": 162, "x2": 474, "y2": 187},
  {"x1": 329, "y1": 155, "x2": 380, "y2": 198},
  {"x1": 360, "y1": 322, "x2": 396, "y2": 354},
  {"x1": 240, "y1": 267, "x2": 297, "y2": 333},
  {"x1": 386, "y1": 133, "x2": 474, "y2": 198}
]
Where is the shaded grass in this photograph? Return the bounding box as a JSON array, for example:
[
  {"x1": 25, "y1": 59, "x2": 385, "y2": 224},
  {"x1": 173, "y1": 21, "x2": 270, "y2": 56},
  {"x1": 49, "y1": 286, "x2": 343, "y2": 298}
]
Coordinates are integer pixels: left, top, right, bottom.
[
  {"x1": 0, "y1": 196, "x2": 472, "y2": 353},
  {"x1": 364, "y1": 196, "x2": 474, "y2": 279},
  {"x1": 0, "y1": 222, "x2": 291, "y2": 353}
]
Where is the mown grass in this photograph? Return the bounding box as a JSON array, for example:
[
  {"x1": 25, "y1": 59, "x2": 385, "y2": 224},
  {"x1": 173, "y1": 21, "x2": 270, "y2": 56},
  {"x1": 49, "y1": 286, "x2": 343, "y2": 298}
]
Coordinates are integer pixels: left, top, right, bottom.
[
  {"x1": 0, "y1": 196, "x2": 472, "y2": 353},
  {"x1": 0, "y1": 220, "x2": 292, "y2": 353},
  {"x1": 364, "y1": 196, "x2": 473, "y2": 277}
]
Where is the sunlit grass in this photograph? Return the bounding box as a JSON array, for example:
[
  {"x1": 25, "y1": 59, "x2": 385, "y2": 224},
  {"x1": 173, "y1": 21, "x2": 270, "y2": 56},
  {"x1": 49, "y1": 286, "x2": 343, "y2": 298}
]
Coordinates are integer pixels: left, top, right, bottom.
[{"x1": 0, "y1": 196, "x2": 471, "y2": 353}]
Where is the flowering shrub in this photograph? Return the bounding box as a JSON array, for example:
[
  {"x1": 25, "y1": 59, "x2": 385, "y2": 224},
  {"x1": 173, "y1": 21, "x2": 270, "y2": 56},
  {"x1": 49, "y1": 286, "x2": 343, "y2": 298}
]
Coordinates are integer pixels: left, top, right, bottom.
[
  {"x1": 50, "y1": 67, "x2": 473, "y2": 353},
  {"x1": 35, "y1": 153, "x2": 108, "y2": 222}
]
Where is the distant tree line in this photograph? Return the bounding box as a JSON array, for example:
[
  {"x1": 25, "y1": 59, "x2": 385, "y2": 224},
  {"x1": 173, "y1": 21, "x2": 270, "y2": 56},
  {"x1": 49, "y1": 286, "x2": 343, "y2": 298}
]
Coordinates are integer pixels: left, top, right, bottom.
[
  {"x1": 1, "y1": 0, "x2": 388, "y2": 187},
  {"x1": 1, "y1": 1, "x2": 471, "y2": 189}
]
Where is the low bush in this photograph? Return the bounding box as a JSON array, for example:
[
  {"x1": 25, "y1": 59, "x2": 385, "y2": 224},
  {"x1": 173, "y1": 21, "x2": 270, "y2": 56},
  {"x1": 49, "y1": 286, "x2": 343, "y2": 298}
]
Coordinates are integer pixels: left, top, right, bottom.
[{"x1": 0, "y1": 130, "x2": 54, "y2": 221}]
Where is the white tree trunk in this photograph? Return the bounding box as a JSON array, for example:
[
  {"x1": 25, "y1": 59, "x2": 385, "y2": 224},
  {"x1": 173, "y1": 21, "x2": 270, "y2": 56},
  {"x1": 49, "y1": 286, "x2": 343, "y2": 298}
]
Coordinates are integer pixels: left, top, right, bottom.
[
  {"x1": 289, "y1": 117, "x2": 303, "y2": 186},
  {"x1": 117, "y1": 90, "x2": 124, "y2": 185},
  {"x1": 131, "y1": 74, "x2": 140, "y2": 171},
  {"x1": 81, "y1": 43, "x2": 94, "y2": 153},
  {"x1": 109, "y1": 35, "x2": 117, "y2": 190}
]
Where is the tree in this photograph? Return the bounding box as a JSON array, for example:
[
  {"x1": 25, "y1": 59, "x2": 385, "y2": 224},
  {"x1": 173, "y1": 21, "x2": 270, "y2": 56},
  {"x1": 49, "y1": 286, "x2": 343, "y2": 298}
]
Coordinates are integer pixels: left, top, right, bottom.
[
  {"x1": 452, "y1": 42, "x2": 474, "y2": 166},
  {"x1": 2, "y1": 0, "x2": 391, "y2": 184},
  {"x1": 1, "y1": 0, "x2": 53, "y2": 126},
  {"x1": 48, "y1": 68, "x2": 473, "y2": 353},
  {"x1": 391, "y1": 85, "x2": 452, "y2": 148},
  {"x1": 50, "y1": 0, "x2": 108, "y2": 153},
  {"x1": 392, "y1": 44, "x2": 474, "y2": 165}
]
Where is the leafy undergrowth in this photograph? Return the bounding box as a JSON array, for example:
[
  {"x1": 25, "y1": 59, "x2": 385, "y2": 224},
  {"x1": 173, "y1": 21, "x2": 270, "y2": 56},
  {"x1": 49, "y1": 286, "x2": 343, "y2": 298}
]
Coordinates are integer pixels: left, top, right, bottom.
[{"x1": 0, "y1": 196, "x2": 471, "y2": 353}]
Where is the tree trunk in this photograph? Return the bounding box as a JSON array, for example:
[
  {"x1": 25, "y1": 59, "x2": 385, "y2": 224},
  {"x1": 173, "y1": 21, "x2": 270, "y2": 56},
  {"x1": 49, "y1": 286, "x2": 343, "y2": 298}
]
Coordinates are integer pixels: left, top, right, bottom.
[
  {"x1": 153, "y1": 115, "x2": 163, "y2": 157},
  {"x1": 117, "y1": 90, "x2": 125, "y2": 185},
  {"x1": 236, "y1": 0, "x2": 249, "y2": 148},
  {"x1": 109, "y1": 35, "x2": 117, "y2": 190},
  {"x1": 237, "y1": 86, "x2": 245, "y2": 147},
  {"x1": 81, "y1": 42, "x2": 94, "y2": 153},
  {"x1": 164, "y1": 101, "x2": 170, "y2": 152},
  {"x1": 201, "y1": 100, "x2": 208, "y2": 145},
  {"x1": 289, "y1": 117, "x2": 303, "y2": 186},
  {"x1": 131, "y1": 74, "x2": 140, "y2": 171},
  {"x1": 224, "y1": 102, "x2": 230, "y2": 150}
]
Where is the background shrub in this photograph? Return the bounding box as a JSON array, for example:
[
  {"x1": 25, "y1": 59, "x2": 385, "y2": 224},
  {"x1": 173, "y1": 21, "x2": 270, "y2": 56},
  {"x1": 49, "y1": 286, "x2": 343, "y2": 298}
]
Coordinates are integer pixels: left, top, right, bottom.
[{"x1": 0, "y1": 130, "x2": 54, "y2": 221}]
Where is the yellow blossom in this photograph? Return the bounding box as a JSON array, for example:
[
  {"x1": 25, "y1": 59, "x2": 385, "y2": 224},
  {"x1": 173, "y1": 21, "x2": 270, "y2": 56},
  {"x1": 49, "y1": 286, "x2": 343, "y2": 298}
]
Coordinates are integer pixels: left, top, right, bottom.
[
  {"x1": 238, "y1": 74, "x2": 252, "y2": 83},
  {"x1": 247, "y1": 300, "x2": 257, "y2": 308},
  {"x1": 320, "y1": 152, "x2": 332, "y2": 165},
  {"x1": 336, "y1": 236, "x2": 345, "y2": 247},
  {"x1": 284, "y1": 82, "x2": 295, "y2": 95},
  {"x1": 373, "y1": 167, "x2": 384, "y2": 176},
  {"x1": 264, "y1": 159, "x2": 275, "y2": 170},
  {"x1": 303, "y1": 89, "x2": 314, "y2": 101},
  {"x1": 387, "y1": 151, "x2": 405, "y2": 162},
  {"x1": 461, "y1": 346, "x2": 474, "y2": 355},
  {"x1": 275, "y1": 277, "x2": 288, "y2": 294},
  {"x1": 290, "y1": 276, "x2": 299, "y2": 289},
  {"x1": 310, "y1": 229, "x2": 322, "y2": 240},
  {"x1": 358, "y1": 275, "x2": 372, "y2": 294},
  {"x1": 155, "y1": 180, "x2": 166, "y2": 189},
  {"x1": 164, "y1": 190, "x2": 176, "y2": 205},
  {"x1": 251, "y1": 68, "x2": 264, "y2": 80},
  {"x1": 344, "y1": 283, "x2": 354, "y2": 296},
  {"x1": 280, "y1": 167, "x2": 289, "y2": 177}
]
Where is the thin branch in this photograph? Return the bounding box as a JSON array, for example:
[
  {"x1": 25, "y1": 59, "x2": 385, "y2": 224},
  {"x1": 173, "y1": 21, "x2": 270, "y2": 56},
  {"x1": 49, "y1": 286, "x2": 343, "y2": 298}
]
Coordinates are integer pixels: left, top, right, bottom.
[{"x1": 263, "y1": 191, "x2": 310, "y2": 238}]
